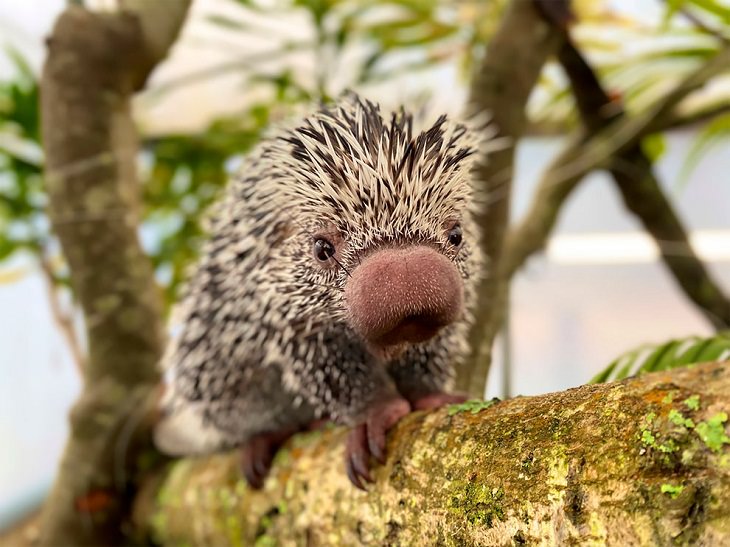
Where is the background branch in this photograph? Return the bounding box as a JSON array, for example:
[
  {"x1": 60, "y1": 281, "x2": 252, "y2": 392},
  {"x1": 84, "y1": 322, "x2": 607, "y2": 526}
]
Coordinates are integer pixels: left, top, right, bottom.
[
  {"x1": 553, "y1": 35, "x2": 730, "y2": 329},
  {"x1": 38, "y1": 3, "x2": 190, "y2": 544},
  {"x1": 458, "y1": 0, "x2": 563, "y2": 397},
  {"x1": 547, "y1": 23, "x2": 730, "y2": 329},
  {"x1": 502, "y1": 43, "x2": 730, "y2": 281}
]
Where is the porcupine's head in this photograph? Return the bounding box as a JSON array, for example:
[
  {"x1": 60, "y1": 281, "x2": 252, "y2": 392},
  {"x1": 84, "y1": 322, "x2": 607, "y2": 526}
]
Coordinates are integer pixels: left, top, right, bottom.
[{"x1": 257, "y1": 93, "x2": 486, "y2": 358}]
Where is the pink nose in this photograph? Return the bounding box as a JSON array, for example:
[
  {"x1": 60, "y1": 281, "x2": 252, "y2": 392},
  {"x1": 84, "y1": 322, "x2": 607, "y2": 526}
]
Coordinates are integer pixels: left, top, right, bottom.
[{"x1": 344, "y1": 246, "x2": 464, "y2": 347}]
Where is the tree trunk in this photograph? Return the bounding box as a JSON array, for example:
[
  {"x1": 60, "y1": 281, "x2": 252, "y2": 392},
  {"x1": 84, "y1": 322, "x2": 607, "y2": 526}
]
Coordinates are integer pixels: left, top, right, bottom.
[
  {"x1": 39, "y1": 4, "x2": 190, "y2": 545},
  {"x1": 133, "y1": 361, "x2": 730, "y2": 546}
]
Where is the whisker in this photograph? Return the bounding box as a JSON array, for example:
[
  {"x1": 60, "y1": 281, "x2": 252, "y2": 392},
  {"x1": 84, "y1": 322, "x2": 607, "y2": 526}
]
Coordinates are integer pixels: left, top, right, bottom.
[{"x1": 332, "y1": 256, "x2": 352, "y2": 278}]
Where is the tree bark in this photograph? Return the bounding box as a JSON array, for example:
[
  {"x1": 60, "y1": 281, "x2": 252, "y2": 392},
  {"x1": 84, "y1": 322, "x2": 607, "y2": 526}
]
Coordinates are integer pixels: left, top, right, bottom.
[
  {"x1": 134, "y1": 362, "x2": 730, "y2": 546},
  {"x1": 39, "y1": 3, "x2": 190, "y2": 545}
]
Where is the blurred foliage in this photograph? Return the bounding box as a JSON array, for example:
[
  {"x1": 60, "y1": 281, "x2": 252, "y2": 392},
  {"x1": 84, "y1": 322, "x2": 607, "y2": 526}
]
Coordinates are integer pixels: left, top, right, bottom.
[
  {"x1": 197, "y1": 0, "x2": 508, "y2": 97},
  {"x1": 533, "y1": 0, "x2": 730, "y2": 130},
  {"x1": 0, "y1": 48, "x2": 46, "y2": 268},
  {"x1": 591, "y1": 332, "x2": 730, "y2": 384},
  {"x1": 678, "y1": 111, "x2": 730, "y2": 187},
  {"x1": 195, "y1": 0, "x2": 730, "y2": 172},
  {"x1": 0, "y1": 50, "x2": 272, "y2": 308}
]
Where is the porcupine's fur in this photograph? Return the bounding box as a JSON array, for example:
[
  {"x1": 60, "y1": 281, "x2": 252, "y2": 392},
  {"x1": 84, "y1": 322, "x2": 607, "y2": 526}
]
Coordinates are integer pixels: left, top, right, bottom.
[{"x1": 155, "y1": 92, "x2": 487, "y2": 455}]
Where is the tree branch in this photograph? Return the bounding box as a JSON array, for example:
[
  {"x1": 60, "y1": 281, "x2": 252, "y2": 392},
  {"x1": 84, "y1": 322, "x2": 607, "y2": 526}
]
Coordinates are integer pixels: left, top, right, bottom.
[
  {"x1": 38, "y1": 3, "x2": 190, "y2": 545},
  {"x1": 502, "y1": 43, "x2": 730, "y2": 280},
  {"x1": 551, "y1": 36, "x2": 730, "y2": 329},
  {"x1": 656, "y1": 100, "x2": 730, "y2": 132},
  {"x1": 458, "y1": 0, "x2": 564, "y2": 397},
  {"x1": 515, "y1": 23, "x2": 730, "y2": 329},
  {"x1": 526, "y1": 98, "x2": 730, "y2": 136},
  {"x1": 133, "y1": 362, "x2": 730, "y2": 545},
  {"x1": 611, "y1": 149, "x2": 730, "y2": 329}
]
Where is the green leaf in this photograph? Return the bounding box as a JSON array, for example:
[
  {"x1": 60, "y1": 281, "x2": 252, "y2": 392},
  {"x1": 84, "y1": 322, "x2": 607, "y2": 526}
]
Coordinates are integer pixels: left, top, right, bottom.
[
  {"x1": 677, "y1": 112, "x2": 730, "y2": 189},
  {"x1": 663, "y1": 0, "x2": 690, "y2": 27},
  {"x1": 206, "y1": 14, "x2": 250, "y2": 31},
  {"x1": 695, "y1": 412, "x2": 730, "y2": 452},
  {"x1": 448, "y1": 398, "x2": 500, "y2": 416},
  {"x1": 689, "y1": 0, "x2": 730, "y2": 23},
  {"x1": 3, "y1": 45, "x2": 35, "y2": 83},
  {"x1": 590, "y1": 333, "x2": 730, "y2": 384},
  {"x1": 0, "y1": 237, "x2": 18, "y2": 261}
]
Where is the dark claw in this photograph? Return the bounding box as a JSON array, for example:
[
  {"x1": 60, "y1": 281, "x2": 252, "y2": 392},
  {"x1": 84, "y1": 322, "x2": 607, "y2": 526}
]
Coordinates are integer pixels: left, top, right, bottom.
[
  {"x1": 346, "y1": 457, "x2": 366, "y2": 491},
  {"x1": 368, "y1": 397, "x2": 410, "y2": 463},
  {"x1": 253, "y1": 442, "x2": 272, "y2": 478},
  {"x1": 345, "y1": 425, "x2": 373, "y2": 490},
  {"x1": 239, "y1": 428, "x2": 298, "y2": 490},
  {"x1": 368, "y1": 425, "x2": 386, "y2": 464},
  {"x1": 351, "y1": 450, "x2": 373, "y2": 484},
  {"x1": 240, "y1": 444, "x2": 264, "y2": 490},
  {"x1": 343, "y1": 397, "x2": 411, "y2": 489}
]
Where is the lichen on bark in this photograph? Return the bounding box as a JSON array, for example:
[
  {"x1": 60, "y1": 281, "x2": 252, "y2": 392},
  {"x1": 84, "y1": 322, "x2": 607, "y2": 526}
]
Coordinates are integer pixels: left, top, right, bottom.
[{"x1": 134, "y1": 362, "x2": 730, "y2": 546}]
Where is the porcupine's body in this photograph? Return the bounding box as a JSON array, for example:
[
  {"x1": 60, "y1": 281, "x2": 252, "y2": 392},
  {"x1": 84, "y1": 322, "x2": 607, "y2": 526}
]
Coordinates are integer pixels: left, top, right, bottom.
[{"x1": 155, "y1": 93, "x2": 486, "y2": 489}]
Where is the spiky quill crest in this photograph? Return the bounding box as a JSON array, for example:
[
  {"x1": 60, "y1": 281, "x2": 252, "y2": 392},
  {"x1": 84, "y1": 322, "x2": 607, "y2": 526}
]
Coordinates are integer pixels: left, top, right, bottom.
[{"x1": 155, "y1": 92, "x2": 488, "y2": 455}]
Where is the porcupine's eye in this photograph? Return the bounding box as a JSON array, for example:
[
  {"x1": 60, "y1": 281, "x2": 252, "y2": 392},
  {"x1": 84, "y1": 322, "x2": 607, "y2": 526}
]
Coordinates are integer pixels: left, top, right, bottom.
[
  {"x1": 313, "y1": 238, "x2": 336, "y2": 262},
  {"x1": 447, "y1": 224, "x2": 463, "y2": 247}
]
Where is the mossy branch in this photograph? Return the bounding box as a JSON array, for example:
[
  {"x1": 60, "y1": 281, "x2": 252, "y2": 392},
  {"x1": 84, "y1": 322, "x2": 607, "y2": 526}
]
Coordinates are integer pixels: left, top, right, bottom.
[{"x1": 135, "y1": 362, "x2": 730, "y2": 546}]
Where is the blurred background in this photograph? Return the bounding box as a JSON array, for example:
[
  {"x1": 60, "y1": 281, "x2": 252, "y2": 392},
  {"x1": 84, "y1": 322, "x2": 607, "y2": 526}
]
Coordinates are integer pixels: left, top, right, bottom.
[{"x1": 1, "y1": 0, "x2": 729, "y2": 531}]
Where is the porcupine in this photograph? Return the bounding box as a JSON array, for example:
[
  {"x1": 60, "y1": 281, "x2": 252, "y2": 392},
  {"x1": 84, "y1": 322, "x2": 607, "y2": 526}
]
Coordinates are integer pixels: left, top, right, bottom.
[{"x1": 154, "y1": 92, "x2": 488, "y2": 490}]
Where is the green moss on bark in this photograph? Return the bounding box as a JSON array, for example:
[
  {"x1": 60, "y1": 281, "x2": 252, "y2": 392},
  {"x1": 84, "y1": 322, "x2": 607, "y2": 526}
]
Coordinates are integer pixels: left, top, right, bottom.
[{"x1": 134, "y1": 362, "x2": 730, "y2": 546}]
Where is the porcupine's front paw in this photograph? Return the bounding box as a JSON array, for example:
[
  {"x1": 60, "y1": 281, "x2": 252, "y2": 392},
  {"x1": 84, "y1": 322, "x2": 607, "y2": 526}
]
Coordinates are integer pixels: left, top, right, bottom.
[
  {"x1": 345, "y1": 397, "x2": 410, "y2": 490},
  {"x1": 239, "y1": 428, "x2": 299, "y2": 489},
  {"x1": 409, "y1": 391, "x2": 468, "y2": 411}
]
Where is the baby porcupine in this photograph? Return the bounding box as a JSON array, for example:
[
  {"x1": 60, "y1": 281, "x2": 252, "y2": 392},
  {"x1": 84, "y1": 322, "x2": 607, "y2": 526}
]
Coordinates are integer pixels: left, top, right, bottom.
[{"x1": 154, "y1": 92, "x2": 486, "y2": 490}]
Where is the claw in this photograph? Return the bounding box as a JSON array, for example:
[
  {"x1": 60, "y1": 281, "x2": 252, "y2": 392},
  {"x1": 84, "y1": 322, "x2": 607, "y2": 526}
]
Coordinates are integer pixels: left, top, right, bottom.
[
  {"x1": 345, "y1": 424, "x2": 373, "y2": 490},
  {"x1": 343, "y1": 397, "x2": 411, "y2": 488},
  {"x1": 346, "y1": 457, "x2": 366, "y2": 491},
  {"x1": 253, "y1": 441, "x2": 272, "y2": 478},
  {"x1": 238, "y1": 428, "x2": 298, "y2": 490},
  {"x1": 240, "y1": 443, "x2": 264, "y2": 490}
]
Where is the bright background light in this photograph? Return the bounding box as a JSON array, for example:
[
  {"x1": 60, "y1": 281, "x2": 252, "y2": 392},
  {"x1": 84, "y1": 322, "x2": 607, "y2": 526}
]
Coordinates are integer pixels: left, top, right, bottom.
[{"x1": 548, "y1": 230, "x2": 730, "y2": 265}]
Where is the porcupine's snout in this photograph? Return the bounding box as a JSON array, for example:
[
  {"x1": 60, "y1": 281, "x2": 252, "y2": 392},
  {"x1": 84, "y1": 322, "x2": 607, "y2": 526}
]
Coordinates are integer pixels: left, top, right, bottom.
[{"x1": 345, "y1": 246, "x2": 463, "y2": 348}]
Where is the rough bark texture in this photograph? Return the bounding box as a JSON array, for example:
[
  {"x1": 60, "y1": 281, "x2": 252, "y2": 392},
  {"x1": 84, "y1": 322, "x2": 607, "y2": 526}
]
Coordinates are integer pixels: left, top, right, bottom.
[
  {"x1": 458, "y1": 0, "x2": 563, "y2": 397},
  {"x1": 134, "y1": 362, "x2": 730, "y2": 546},
  {"x1": 39, "y1": 4, "x2": 190, "y2": 545}
]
